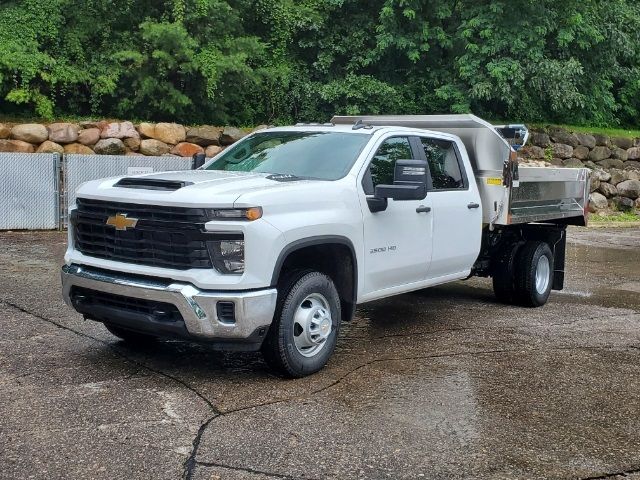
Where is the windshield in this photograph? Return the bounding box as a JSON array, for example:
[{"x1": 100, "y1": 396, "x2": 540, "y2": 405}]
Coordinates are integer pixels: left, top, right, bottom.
[{"x1": 204, "y1": 131, "x2": 370, "y2": 180}]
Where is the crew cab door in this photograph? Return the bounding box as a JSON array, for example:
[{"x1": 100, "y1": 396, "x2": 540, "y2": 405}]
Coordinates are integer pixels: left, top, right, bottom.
[
  {"x1": 359, "y1": 135, "x2": 434, "y2": 295},
  {"x1": 417, "y1": 136, "x2": 482, "y2": 278}
]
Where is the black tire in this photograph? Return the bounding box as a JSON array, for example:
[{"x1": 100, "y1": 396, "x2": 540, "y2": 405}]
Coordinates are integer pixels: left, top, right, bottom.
[
  {"x1": 492, "y1": 243, "x2": 521, "y2": 304},
  {"x1": 104, "y1": 323, "x2": 157, "y2": 344},
  {"x1": 261, "y1": 270, "x2": 341, "y2": 378},
  {"x1": 513, "y1": 241, "x2": 554, "y2": 307}
]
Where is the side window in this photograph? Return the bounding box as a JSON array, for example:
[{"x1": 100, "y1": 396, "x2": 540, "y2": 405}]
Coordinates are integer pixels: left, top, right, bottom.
[
  {"x1": 365, "y1": 137, "x2": 413, "y2": 193},
  {"x1": 421, "y1": 138, "x2": 465, "y2": 190}
]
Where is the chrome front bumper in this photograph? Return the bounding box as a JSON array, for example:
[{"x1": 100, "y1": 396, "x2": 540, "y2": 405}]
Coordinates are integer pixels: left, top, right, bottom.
[{"x1": 61, "y1": 264, "x2": 277, "y2": 342}]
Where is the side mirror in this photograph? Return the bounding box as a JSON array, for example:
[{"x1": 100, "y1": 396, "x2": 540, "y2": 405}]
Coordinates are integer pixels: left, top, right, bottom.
[
  {"x1": 192, "y1": 152, "x2": 206, "y2": 169},
  {"x1": 374, "y1": 160, "x2": 428, "y2": 201}
]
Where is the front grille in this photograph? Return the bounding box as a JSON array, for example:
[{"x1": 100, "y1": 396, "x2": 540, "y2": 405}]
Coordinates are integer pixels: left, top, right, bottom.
[
  {"x1": 72, "y1": 198, "x2": 236, "y2": 270},
  {"x1": 70, "y1": 286, "x2": 183, "y2": 323}
]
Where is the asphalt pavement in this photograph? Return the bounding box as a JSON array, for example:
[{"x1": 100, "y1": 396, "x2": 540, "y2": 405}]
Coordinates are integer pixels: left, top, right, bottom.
[{"x1": 0, "y1": 227, "x2": 639, "y2": 480}]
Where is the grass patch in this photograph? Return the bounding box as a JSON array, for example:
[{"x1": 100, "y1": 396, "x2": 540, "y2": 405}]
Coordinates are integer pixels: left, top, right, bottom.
[
  {"x1": 590, "y1": 211, "x2": 640, "y2": 223},
  {"x1": 529, "y1": 123, "x2": 640, "y2": 139}
]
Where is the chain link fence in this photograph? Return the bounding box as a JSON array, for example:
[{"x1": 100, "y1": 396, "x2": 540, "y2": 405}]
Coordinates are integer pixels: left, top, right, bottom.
[
  {"x1": 0, "y1": 153, "x2": 194, "y2": 230},
  {"x1": 0, "y1": 153, "x2": 60, "y2": 230}
]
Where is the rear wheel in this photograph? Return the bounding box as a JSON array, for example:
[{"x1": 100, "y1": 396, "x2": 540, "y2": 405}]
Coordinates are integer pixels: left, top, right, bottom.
[
  {"x1": 513, "y1": 241, "x2": 554, "y2": 307},
  {"x1": 492, "y1": 244, "x2": 521, "y2": 304},
  {"x1": 104, "y1": 324, "x2": 157, "y2": 344},
  {"x1": 261, "y1": 270, "x2": 341, "y2": 378}
]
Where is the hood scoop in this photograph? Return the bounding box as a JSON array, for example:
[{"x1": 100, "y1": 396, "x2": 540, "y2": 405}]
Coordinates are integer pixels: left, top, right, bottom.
[{"x1": 114, "y1": 177, "x2": 194, "y2": 191}]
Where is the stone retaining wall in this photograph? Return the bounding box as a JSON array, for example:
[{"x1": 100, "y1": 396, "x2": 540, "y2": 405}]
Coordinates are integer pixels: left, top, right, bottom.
[
  {"x1": 0, "y1": 121, "x2": 263, "y2": 158},
  {"x1": 1, "y1": 120, "x2": 638, "y2": 213}
]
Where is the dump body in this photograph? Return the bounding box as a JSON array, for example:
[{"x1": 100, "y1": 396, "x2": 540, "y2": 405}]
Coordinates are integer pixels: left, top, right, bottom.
[{"x1": 331, "y1": 115, "x2": 589, "y2": 226}]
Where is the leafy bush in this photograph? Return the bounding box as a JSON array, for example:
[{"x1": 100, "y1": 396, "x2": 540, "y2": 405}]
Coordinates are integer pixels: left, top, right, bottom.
[{"x1": 0, "y1": 0, "x2": 639, "y2": 127}]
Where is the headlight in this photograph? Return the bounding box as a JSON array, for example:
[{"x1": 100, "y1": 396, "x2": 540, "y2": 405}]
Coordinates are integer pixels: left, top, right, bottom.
[
  {"x1": 207, "y1": 239, "x2": 245, "y2": 274},
  {"x1": 207, "y1": 207, "x2": 262, "y2": 221}
]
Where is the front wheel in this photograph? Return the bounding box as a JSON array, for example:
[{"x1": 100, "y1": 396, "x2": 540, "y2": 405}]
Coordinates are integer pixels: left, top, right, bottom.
[{"x1": 261, "y1": 270, "x2": 341, "y2": 378}]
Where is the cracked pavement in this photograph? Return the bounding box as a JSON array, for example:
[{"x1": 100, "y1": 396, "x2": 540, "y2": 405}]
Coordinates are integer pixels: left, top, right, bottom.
[{"x1": 0, "y1": 227, "x2": 639, "y2": 480}]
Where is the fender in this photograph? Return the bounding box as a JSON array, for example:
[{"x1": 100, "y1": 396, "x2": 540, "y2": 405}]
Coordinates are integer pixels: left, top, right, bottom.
[{"x1": 270, "y1": 235, "x2": 358, "y2": 307}]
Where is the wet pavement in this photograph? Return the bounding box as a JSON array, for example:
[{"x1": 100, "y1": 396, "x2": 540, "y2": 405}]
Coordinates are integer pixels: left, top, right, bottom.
[{"x1": 0, "y1": 227, "x2": 639, "y2": 480}]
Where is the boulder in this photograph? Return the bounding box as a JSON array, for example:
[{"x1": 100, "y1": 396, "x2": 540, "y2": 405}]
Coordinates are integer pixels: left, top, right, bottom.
[
  {"x1": 597, "y1": 158, "x2": 625, "y2": 170},
  {"x1": 550, "y1": 158, "x2": 564, "y2": 166},
  {"x1": 589, "y1": 146, "x2": 611, "y2": 162},
  {"x1": 530, "y1": 132, "x2": 551, "y2": 148},
  {"x1": 573, "y1": 145, "x2": 589, "y2": 160},
  {"x1": 552, "y1": 143, "x2": 573, "y2": 159},
  {"x1": 220, "y1": 126, "x2": 247, "y2": 145},
  {"x1": 611, "y1": 136, "x2": 634, "y2": 150},
  {"x1": 137, "y1": 122, "x2": 156, "y2": 138},
  {"x1": 627, "y1": 147, "x2": 640, "y2": 160},
  {"x1": 139, "y1": 139, "x2": 170, "y2": 156},
  {"x1": 185, "y1": 126, "x2": 222, "y2": 146},
  {"x1": 125, "y1": 150, "x2": 144, "y2": 156},
  {"x1": 609, "y1": 169, "x2": 628, "y2": 185},
  {"x1": 0, "y1": 139, "x2": 35, "y2": 153},
  {"x1": 625, "y1": 161, "x2": 640, "y2": 170},
  {"x1": 598, "y1": 182, "x2": 618, "y2": 198},
  {"x1": 170, "y1": 142, "x2": 205, "y2": 157},
  {"x1": 589, "y1": 192, "x2": 608, "y2": 211},
  {"x1": 593, "y1": 133, "x2": 610, "y2": 146},
  {"x1": 252, "y1": 124, "x2": 270, "y2": 132},
  {"x1": 0, "y1": 123, "x2": 10, "y2": 139},
  {"x1": 549, "y1": 128, "x2": 579, "y2": 147},
  {"x1": 77, "y1": 128, "x2": 100, "y2": 146},
  {"x1": 636, "y1": 198, "x2": 640, "y2": 209},
  {"x1": 584, "y1": 160, "x2": 598, "y2": 170},
  {"x1": 519, "y1": 145, "x2": 545, "y2": 159},
  {"x1": 47, "y1": 123, "x2": 80, "y2": 144},
  {"x1": 64, "y1": 143, "x2": 95, "y2": 155},
  {"x1": 616, "y1": 179, "x2": 640, "y2": 199},
  {"x1": 611, "y1": 147, "x2": 628, "y2": 161},
  {"x1": 589, "y1": 177, "x2": 600, "y2": 193},
  {"x1": 36, "y1": 141, "x2": 64, "y2": 154},
  {"x1": 123, "y1": 135, "x2": 141, "y2": 152},
  {"x1": 11, "y1": 124, "x2": 48, "y2": 144},
  {"x1": 205, "y1": 145, "x2": 224, "y2": 157},
  {"x1": 613, "y1": 196, "x2": 635, "y2": 211},
  {"x1": 575, "y1": 133, "x2": 596, "y2": 149},
  {"x1": 101, "y1": 121, "x2": 138, "y2": 139},
  {"x1": 627, "y1": 170, "x2": 640, "y2": 181},
  {"x1": 154, "y1": 123, "x2": 186, "y2": 144},
  {"x1": 563, "y1": 158, "x2": 584, "y2": 168},
  {"x1": 592, "y1": 169, "x2": 611, "y2": 182},
  {"x1": 94, "y1": 138, "x2": 126, "y2": 155}
]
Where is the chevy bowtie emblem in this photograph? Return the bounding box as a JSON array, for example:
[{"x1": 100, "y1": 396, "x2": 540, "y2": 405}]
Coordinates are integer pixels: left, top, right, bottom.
[{"x1": 106, "y1": 213, "x2": 138, "y2": 231}]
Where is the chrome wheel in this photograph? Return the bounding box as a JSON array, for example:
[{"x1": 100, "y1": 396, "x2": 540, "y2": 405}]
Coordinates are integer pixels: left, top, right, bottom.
[
  {"x1": 535, "y1": 255, "x2": 551, "y2": 294},
  {"x1": 292, "y1": 293, "x2": 332, "y2": 358}
]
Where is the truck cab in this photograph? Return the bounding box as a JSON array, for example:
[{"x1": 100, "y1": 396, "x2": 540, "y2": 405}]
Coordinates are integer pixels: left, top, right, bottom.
[{"x1": 62, "y1": 115, "x2": 589, "y2": 377}]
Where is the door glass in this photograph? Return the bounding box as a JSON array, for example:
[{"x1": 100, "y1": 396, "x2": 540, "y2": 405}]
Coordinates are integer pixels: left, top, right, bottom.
[
  {"x1": 369, "y1": 137, "x2": 413, "y2": 188},
  {"x1": 420, "y1": 138, "x2": 465, "y2": 189}
]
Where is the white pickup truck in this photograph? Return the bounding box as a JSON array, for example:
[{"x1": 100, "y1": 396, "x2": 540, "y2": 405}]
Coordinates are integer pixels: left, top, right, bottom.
[{"x1": 62, "y1": 115, "x2": 590, "y2": 377}]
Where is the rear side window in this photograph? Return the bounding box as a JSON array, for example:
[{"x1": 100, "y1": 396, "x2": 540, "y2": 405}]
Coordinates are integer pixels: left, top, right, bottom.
[{"x1": 420, "y1": 138, "x2": 465, "y2": 190}]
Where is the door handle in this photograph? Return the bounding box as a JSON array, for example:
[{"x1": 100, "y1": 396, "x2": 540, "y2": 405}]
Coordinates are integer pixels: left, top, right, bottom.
[
  {"x1": 416, "y1": 205, "x2": 431, "y2": 213},
  {"x1": 467, "y1": 202, "x2": 480, "y2": 209}
]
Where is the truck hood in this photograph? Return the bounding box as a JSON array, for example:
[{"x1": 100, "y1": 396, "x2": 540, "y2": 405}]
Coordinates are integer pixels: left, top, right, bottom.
[{"x1": 74, "y1": 170, "x2": 325, "y2": 208}]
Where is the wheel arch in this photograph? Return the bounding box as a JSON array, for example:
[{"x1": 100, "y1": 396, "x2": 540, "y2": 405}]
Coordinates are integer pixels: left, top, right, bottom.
[{"x1": 271, "y1": 235, "x2": 358, "y2": 321}]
